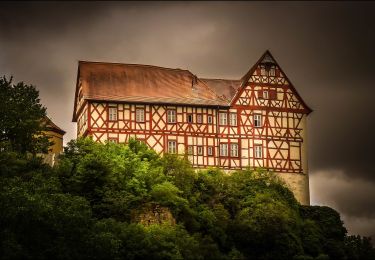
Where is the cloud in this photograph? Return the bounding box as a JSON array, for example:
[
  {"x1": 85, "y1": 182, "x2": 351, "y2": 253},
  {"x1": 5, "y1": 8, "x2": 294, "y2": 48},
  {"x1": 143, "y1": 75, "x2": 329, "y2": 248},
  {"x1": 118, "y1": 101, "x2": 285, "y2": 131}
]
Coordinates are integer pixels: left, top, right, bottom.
[
  {"x1": 310, "y1": 170, "x2": 375, "y2": 237},
  {"x1": 1, "y1": 1, "x2": 374, "y2": 239}
]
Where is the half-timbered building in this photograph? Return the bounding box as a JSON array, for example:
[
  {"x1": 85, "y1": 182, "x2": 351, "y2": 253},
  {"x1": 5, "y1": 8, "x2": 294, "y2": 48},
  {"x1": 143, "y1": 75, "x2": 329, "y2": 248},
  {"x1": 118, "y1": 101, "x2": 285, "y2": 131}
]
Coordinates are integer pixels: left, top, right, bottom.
[{"x1": 72, "y1": 51, "x2": 312, "y2": 204}]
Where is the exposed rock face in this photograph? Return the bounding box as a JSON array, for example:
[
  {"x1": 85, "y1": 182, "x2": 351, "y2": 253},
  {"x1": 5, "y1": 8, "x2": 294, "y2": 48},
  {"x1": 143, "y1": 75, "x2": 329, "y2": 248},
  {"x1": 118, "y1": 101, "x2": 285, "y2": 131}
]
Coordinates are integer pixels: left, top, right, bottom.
[{"x1": 132, "y1": 204, "x2": 176, "y2": 226}]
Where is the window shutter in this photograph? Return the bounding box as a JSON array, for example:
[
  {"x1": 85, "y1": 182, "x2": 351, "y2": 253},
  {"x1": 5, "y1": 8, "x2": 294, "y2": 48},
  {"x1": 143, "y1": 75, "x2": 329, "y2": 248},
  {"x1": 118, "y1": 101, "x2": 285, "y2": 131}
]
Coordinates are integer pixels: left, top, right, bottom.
[{"x1": 258, "y1": 90, "x2": 263, "y2": 99}]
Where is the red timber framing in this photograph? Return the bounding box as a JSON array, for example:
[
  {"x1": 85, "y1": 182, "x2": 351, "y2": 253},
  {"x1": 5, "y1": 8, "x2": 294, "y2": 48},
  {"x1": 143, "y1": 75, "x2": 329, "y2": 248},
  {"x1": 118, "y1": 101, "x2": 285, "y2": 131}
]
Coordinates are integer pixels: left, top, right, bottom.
[{"x1": 73, "y1": 50, "x2": 311, "y2": 174}]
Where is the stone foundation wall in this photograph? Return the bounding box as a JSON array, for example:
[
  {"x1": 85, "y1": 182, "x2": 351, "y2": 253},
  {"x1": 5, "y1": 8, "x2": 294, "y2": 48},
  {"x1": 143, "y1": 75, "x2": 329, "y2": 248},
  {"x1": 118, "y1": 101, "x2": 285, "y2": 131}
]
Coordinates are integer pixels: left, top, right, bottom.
[{"x1": 275, "y1": 172, "x2": 310, "y2": 205}]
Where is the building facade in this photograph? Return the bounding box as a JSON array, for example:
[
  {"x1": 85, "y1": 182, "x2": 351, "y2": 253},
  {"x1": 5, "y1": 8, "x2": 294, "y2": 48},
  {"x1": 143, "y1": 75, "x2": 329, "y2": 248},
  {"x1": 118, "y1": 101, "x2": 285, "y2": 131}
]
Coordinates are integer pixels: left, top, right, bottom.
[
  {"x1": 41, "y1": 116, "x2": 65, "y2": 166},
  {"x1": 72, "y1": 51, "x2": 312, "y2": 204}
]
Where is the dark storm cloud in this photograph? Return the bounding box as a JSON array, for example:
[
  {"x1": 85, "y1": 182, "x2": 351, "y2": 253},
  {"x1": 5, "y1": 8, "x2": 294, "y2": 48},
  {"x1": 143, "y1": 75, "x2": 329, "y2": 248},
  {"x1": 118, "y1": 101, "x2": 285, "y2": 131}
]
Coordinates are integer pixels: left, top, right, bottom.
[{"x1": 1, "y1": 1, "x2": 374, "y2": 236}]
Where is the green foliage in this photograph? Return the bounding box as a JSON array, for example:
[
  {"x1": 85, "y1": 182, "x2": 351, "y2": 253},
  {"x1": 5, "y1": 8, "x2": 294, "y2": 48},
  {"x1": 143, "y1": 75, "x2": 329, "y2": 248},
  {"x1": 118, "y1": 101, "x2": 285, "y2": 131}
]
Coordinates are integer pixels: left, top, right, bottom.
[
  {"x1": 1, "y1": 137, "x2": 374, "y2": 259},
  {"x1": 0, "y1": 76, "x2": 51, "y2": 155},
  {"x1": 344, "y1": 235, "x2": 375, "y2": 260}
]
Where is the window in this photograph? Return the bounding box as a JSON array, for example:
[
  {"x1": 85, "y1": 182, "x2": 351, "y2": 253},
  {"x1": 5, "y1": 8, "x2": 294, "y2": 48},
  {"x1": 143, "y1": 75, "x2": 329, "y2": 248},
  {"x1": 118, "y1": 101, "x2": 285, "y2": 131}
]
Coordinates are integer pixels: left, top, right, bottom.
[
  {"x1": 109, "y1": 106, "x2": 117, "y2": 121},
  {"x1": 229, "y1": 113, "x2": 237, "y2": 126},
  {"x1": 168, "y1": 141, "x2": 177, "y2": 153},
  {"x1": 136, "y1": 109, "x2": 145, "y2": 122},
  {"x1": 263, "y1": 90, "x2": 269, "y2": 99},
  {"x1": 254, "y1": 145, "x2": 263, "y2": 158},
  {"x1": 197, "y1": 114, "x2": 202, "y2": 124},
  {"x1": 230, "y1": 144, "x2": 238, "y2": 157},
  {"x1": 167, "y1": 110, "x2": 176, "y2": 123},
  {"x1": 207, "y1": 115, "x2": 213, "y2": 124},
  {"x1": 187, "y1": 114, "x2": 193, "y2": 123},
  {"x1": 207, "y1": 146, "x2": 213, "y2": 156},
  {"x1": 260, "y1": 65, "x2": 266, "y2": 76},
  {"x1": 269, "y1": 67, "x2": 276, "y2": 76},
  {"x1": 197, "y1": 146, "x2": 203, "y2": 155},
  {"x1": 219, "y1": 112, "x2": 227, "y2": 125},
  {"x1": 220, "y1": 143, "x2": 228, "y2": 157},
  {"x1": 254, "y1": 114, "x2": 262, "y2": 127},
  {"x1": 187, "y1": 145, "x2": 193, "y2": 155}
]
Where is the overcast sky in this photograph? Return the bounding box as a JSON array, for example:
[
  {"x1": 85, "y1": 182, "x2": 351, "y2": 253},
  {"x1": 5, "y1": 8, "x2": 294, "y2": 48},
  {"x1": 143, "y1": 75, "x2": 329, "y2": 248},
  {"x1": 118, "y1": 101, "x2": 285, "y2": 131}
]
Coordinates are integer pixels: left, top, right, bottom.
[{"x1": 1, "y1": 1, "x2": 374, "y2": 239}]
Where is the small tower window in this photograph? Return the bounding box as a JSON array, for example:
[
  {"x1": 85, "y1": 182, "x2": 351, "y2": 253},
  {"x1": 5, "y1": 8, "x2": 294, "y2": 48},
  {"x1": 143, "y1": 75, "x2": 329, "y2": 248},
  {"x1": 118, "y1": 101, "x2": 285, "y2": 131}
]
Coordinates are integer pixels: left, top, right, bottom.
[{"x1": 263, "y1": 90, "x2": 269, "y2": 99}]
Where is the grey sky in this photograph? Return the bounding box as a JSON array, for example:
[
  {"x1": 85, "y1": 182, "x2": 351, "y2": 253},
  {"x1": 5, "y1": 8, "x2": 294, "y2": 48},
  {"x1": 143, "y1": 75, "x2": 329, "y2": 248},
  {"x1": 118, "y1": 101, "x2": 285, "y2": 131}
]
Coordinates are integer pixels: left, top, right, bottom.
[{"x1": 1, "y1": 1, "x2": 374, "y2": 239}]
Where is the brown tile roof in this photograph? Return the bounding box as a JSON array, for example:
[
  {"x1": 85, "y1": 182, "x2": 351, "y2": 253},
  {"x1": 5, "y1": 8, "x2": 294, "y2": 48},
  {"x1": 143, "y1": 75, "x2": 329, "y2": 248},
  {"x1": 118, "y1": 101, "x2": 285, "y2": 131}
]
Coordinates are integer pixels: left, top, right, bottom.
[
  {"x1": 43, "y1": 116, "x2": 66, "y2": 135},
  {"x1": 74, "y1": 61, "x2": 229, "y2": 120},
  {"x1": 72, "y1": 51, "x2": 312, "y2": 121},
  {"x1": 200, "y1": 78, "x2": 241, "y2": 102}
]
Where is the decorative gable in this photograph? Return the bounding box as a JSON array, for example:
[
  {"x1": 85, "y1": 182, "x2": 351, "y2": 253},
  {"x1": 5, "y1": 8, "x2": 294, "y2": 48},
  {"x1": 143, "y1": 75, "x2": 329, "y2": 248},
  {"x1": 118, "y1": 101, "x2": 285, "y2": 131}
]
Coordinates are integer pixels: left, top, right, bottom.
[{"x1": 232, "y1": 51, "x2": 312, "y2": 114}]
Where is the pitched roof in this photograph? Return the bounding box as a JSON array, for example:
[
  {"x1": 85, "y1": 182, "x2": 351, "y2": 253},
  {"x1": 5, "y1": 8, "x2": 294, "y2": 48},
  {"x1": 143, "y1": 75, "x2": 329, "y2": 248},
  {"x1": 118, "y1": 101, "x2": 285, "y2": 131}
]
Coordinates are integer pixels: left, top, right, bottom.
[
  {"x1": 200, "y1": 78, "x2": 241, "y2": 102},
  {"x1": 43, "y1": 116, "x2": 66, "y2": 135},
  {"x1": 73, "y1": 51, "x2": 312, "y2": 121},
  {"x1": 236, "y1": 50, "x2": 312, "y2": 113},
  {"x1": 74, "y1": 61, "x2": 228, "y2": 118}
]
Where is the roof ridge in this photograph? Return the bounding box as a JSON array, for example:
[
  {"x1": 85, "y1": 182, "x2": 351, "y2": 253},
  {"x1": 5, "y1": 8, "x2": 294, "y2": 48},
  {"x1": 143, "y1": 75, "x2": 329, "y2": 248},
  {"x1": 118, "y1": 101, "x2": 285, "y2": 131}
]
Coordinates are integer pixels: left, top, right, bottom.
[
  {"x1": 200, "y1": 77, "x2": 240, "y2": 81},
  {"x1": 78, "y1": 60, "x2": 190, "y2": 73}
]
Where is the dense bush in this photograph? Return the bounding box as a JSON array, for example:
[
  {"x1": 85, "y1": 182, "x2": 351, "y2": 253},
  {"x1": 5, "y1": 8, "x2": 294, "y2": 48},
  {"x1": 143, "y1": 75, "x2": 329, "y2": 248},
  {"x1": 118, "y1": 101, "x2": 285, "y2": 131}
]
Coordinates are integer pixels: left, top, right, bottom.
[{"x1": 1, "y1": 138, "x2": 374, "y2": 259}]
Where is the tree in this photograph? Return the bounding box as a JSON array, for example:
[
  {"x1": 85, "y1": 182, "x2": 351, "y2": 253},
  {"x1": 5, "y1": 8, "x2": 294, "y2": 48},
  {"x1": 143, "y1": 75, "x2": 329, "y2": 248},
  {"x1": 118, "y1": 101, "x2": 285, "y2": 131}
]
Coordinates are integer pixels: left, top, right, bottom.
[{"x1": 0, "y1": 76, "x2": 50, "y2": 155}]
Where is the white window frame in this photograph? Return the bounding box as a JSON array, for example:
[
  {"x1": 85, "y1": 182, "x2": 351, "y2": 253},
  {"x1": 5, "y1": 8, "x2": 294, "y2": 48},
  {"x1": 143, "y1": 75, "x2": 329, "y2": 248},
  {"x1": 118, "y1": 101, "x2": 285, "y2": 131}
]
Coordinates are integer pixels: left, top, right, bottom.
[
  {"x1": 207, "y1": 115, "x2": 213, "y2": 124},
  {"x1": 136, "y1": 109, "x2": 145, "y2": 122},
  {"x1": 167, "y1": 110, "x2": 176, "y2": 123},
  {"x1": 229, "y1": 113, "x2": 237, "y2": 126},
  {"x1": 254, "y1": 145, "x2": 263, "y2": 158},
  {"x1": 220, "y1": 143, "x2": 228, "y2": 157},
  {"x1": 208, "y1": 146, "x2": 213, "y2": 156},
  {"x1": 254, "y1": 114, "x2": 262, "y2": 127},
  {"x1": 230, "y1": 143, "x2": 239, "y2": 157},
  {"x1": 109, "y1": 106, "x2": 117, "y2": 121},
  {"x1": 168, "y1": 141, "x2": 177, "y2": 154},
  {"x1": 219, "y1": 112, "x2": 227, "y2": 125}
]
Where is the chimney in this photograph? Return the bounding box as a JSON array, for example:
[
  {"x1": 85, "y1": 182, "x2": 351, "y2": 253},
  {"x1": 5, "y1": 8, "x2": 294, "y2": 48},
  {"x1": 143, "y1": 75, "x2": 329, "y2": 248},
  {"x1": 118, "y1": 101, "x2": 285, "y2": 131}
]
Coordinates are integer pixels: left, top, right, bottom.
[{"x1": 192, "y1": 75, "x2": 198, "y2": 90}]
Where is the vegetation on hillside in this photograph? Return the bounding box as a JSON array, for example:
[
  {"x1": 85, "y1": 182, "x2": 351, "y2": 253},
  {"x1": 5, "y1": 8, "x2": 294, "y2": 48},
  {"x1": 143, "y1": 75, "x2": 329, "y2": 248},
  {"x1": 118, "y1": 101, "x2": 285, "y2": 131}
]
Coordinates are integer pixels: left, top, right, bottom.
[
  {"x1": 1, "y1": 76, "x2": 374, "y2": 259},
  {"x1": 1, "y1": 138, "x2": 374, "y2": 259}
]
